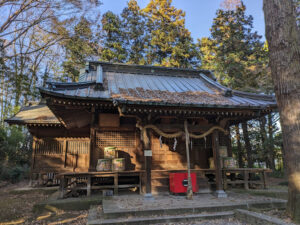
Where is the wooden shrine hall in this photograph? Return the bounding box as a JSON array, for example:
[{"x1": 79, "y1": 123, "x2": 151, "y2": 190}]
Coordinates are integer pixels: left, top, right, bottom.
[{"x1": 6, "y1": 61, "x2": 276, "y2": 198}]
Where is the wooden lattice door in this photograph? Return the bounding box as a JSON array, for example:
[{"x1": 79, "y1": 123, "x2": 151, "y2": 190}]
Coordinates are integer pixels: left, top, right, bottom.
[{"x1": 95, "y1": 131, "x2": 138, "y2": 170}]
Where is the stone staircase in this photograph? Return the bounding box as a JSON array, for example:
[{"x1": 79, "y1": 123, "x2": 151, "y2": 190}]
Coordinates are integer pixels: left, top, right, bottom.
[{"x1": 87, "y1": 196, "x2": 286, "y2": 225}]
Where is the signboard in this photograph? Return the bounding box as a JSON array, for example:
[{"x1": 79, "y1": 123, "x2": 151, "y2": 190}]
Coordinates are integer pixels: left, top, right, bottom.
[{"x1": 144, "y1": 150, "x2": 152, "y2": 157}]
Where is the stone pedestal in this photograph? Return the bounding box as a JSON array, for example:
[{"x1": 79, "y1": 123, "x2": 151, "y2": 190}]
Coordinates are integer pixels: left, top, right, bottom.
[
  {"x1": 215, "y1": 190, "x2": 227, "y2": 198},
  {"x1": 144, "y1": 193, "x2": 154, "y2": 201}
]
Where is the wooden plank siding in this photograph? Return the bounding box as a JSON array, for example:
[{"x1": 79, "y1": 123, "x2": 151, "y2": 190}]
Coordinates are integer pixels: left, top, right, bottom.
[{"x1": 33, "y1": 137, "x2": 90, "y2": 173}]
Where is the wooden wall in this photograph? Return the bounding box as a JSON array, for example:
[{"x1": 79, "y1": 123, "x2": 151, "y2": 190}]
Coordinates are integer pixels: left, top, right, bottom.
[
  {"x1": 151, "y1": 134, "x2": 213, "y2": 170},
  {"x1": 29, "y1": 113, "x2": 229, "y2": 192},
  {"x1": 32, "y1": 137, "x2": 90, "y2": 173}
]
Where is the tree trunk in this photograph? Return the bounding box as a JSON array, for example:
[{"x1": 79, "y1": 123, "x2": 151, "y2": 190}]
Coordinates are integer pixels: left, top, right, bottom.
[
  {"x1": 263, "y1": 0, "x2": 300, "y2": 222},
  {"x1": 259, "y1": 116, "x2": 270, "y2": 168},
  {"x1": 235, "y1": 124, "x2": 244, "y2": 168},
  {"x1": 267, "y1": 114, "x2": 276, "y2": 170},
  {"x1": 242, "y1": 122, "x2": 253, "y2": 168}
]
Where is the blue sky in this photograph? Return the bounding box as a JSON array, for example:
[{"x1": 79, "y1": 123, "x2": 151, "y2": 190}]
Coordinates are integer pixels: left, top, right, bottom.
[{"x1": 99, "y1": 0, "x2": 265, "y2": 41}]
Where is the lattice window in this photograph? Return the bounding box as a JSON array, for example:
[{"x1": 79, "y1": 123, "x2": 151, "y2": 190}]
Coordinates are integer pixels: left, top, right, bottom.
[
  {"x1": 96, "y1": 131, "x2": 136, "y2": 150},
  {"x1": 35, "y1": 139, "x2": 64, "y2": 154},
  {"x1": 67, "y1": 140, "x2": 89, "y2": 154}
]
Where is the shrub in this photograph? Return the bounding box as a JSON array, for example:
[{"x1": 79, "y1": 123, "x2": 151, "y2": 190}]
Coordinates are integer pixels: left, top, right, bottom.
[{"x1": 0, "y1": 164, "x2": 30, "y2": 183}]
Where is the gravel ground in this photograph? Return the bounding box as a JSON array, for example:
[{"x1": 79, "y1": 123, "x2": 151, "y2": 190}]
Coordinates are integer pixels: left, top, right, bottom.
[{"x1": 257, "y1": 208, "x2": 293, "y2": 224}]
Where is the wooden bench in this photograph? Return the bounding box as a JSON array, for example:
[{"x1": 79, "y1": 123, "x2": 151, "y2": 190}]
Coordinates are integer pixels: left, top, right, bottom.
[
  {"x1": 57, "y1": 170, "x2": 144, "y2": 198},
  {"x1": 222, "y1": 168, "x2": 272, "y2": 190}
]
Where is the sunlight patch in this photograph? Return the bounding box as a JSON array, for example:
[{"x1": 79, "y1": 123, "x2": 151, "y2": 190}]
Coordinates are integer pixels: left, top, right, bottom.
[
  {"x1": 37, "y1": 212, "x2": 52, "y2": 221},
  {"x1": 290, "y1": 172, "x2": 300, "y2": 190},
  {"x1": 48, "y1": 214, "x2": 86, "y2": 225},
  {"x1": 0, "y1": 218, "x2": 25, "y2": 225}
]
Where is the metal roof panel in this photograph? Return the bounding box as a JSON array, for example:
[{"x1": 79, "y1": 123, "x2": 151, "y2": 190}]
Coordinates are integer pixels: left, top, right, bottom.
[{"x1": 39, "y1": 62, "x2": 277, "y2": 109}]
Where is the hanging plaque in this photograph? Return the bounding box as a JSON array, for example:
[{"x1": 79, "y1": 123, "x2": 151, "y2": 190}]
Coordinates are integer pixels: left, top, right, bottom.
[{"x1": 144, "y1": 150, "x2": 152, "y2": 157}]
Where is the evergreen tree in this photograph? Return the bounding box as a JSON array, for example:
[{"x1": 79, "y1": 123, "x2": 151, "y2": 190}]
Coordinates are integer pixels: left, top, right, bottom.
[
  {"x1": 199, "y1": 2, "x2": 268, "y2": 91},
  {"x1": 121, "y1": 0, "x2": 147, "y2": 65},
  {"x1": 264, "y1": 0, "x2": 300, "y2": 221},
  {"x1": 143, "y1": 0, "x2": 198, "y2": 68},
  {"x1": 63, "y1": 17, "x2": 98, "y2": 82},
  {"x1": 100, "y1": 11, "x2": 126, "y2": 63}
]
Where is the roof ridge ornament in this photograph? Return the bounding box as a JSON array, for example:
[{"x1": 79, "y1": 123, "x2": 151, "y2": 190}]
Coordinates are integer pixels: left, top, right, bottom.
[
  {"x1": 224, "y1": 89, "x2": 233, "y2": 97},
  {"x1": 96, "y1": 65, "x2": 103, "y2": 84},
  {"x1": 93, "y1": 65, "x2": 104, "y2": 90}
]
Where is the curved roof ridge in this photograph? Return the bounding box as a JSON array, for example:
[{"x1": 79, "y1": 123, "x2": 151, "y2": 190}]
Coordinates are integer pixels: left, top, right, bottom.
[
  {"x1": 198, "y1": 72, "x2": 275, "y2": 101},
  {"x1": 199, "y1": 73, "x2": 229, "y2": 92},
  {"x1": 93, "y1": 61, "x2": 205, "y2": 73},
  {"x1": 232, "y1": 90, "x2": 275, "y2": 101},
  {"x1": 92, "y1": 61, "x2": 216, "y2": 79}
]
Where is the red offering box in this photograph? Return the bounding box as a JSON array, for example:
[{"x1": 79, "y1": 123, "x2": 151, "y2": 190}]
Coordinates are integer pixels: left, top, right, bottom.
[{"x1": 169, "y1": 172, "x2": 198, "y2": 193}]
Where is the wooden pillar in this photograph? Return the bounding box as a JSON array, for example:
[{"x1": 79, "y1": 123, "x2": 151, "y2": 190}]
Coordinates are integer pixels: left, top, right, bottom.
[
  {"x1": 244, "y1": 170, "x2": 249, "y2": 190},
  {"x1": 59, "y1": 176, "x2": 67, "y2": 199},
  {"x1": 142, "y1": 128, "x2": 152, "y2": 197},
  {"x1": 263, "y1": 170, "x2": 268, "y2": 189},
  {"x1": 212, "y1": 129, "x2": 227, "y2": 198},
  {"x1": 145, "y1": 155, "x2": 152, "y2": 195},
  {"x1": 29, "y1": 136, "x2": 37, "y2": 186},
  {"x1": 88, "y1": 127, "x2": 96, "y2": 171},
  {"x1": 87, "y1": 175, "x2": 91, "y2": 196},
  {"x1": 226, "y1": 129, "x2": 233, "y2": 157},
  {"x1": 63, "y1": 139, "x2": 67, "y2": 168},
  {"x1": 114, "y1": 173, "x2": 119, "y2": 195},
  {"x1": 184, "y1": 120, "x2": 193, "y2": 200},
  {"x1": 89, "y1": 107, "x2": 96, "y2": 171}
]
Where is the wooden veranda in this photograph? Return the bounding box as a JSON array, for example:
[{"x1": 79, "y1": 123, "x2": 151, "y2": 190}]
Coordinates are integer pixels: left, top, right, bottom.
[{"x1": 57, "y1": 168, "x2": 272, "y2": 198}]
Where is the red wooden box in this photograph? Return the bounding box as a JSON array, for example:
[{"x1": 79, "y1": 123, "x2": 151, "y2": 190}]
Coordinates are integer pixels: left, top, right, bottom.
[{"x1": 169, "y1": 172, "x2": 198, "y2": 193}]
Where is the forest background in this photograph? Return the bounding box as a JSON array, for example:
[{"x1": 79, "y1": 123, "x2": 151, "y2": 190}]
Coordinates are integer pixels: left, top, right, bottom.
[{"x1": 0, "y1": 0, "x2": 291, "y2": 182}]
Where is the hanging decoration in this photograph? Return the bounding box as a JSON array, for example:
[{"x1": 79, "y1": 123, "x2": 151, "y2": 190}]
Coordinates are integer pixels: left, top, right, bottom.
[
  {"x1": 173, "y1": 137, "x2": 177, "y2": 151},
  {"x1": 136, "y1": 120, "x2": 228, "y2": 201},
  {"x1": 159, "y1": 135, "x2": 163, "y2": 148},
  {"x1": 136, "y1": 121, "x2": 228, "y2": 146}
]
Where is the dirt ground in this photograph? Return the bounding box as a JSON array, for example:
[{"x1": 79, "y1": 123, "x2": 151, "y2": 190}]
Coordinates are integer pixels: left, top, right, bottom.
[
  {"x1": 0, "y1": 176, "x2": 289, "y2": 225},
  {"x1": 0, "y1": 181, "x2": 88, "y2": 225}
]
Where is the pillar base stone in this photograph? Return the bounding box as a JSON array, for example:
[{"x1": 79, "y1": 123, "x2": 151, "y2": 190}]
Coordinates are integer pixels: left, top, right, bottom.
[
  {"x1": 215, "y1": 190, "x2": 227, "y2": 198},
  {"x1": 144, "y1": 193, "x2": 154, "y2": 201}
]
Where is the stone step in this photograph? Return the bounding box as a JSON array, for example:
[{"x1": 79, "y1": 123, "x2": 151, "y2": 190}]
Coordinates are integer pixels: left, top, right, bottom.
[
  {"x1": 235, "y1": 209, "x2": 293, "y2": 225},
  {"x1": 88, "y1": 211, "x2": 234, "y2": 225},
  {"x1": 101, "y1": 199, "x2": 286, "y2": 219}
]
